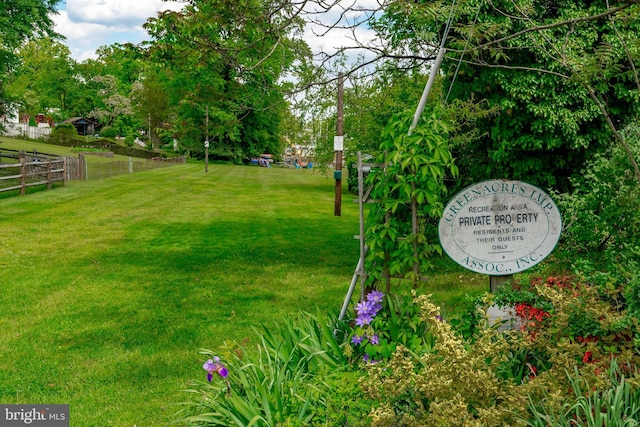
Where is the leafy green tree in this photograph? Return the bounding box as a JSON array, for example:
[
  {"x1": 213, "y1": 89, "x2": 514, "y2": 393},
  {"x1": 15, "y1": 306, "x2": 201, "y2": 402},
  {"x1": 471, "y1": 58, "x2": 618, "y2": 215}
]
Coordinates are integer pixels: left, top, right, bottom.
[
  {"x1": 90, "y1": 43, "x2": 146, "y2": 95},
  {"x1": 89, "y1": 75, "x2": 134, "y2": 128},
  {"x1": 144, "y1": 0, "x2": 312, "y2": 161},
  {"x1": 0, "y1": 0, "x2": 61, "y2": 121},
  {"x1": 67, "y1": 43, "x2": 149, "y2": 136},
  {"x1": 4, "y1": 37, "x2": 76, "y2": 118},
  {"x1": 0, "y1": 0, "x2": 61, "y2": 73},
  {"x1": 64, "y1": 61, "x2": 104, "y2": 119},
  {"x1": 442, "y1": 0, "x2": 640, "y2": 189},
  {"x1": 131, "y1": 71, "x2": 171, "y2": 149},
  {"x1": 278, "y1": 105, "x2": 307, "y2": 152},
  {"x1": 311, "y1": 0, "x2": 640, "y2": 190}
]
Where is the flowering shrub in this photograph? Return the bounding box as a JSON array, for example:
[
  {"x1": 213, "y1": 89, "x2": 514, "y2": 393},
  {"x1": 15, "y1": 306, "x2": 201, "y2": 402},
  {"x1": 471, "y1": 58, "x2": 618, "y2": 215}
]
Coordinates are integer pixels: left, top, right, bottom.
[
  {"x1": 346, "y1": 290, "x2": 435, "y2": 364},
  {"x1": 362, "y1": 292, "x2": 531, "y2": 426},
  {"x1": 361, "y1": 283, "x2": 640, "y2": 426}
]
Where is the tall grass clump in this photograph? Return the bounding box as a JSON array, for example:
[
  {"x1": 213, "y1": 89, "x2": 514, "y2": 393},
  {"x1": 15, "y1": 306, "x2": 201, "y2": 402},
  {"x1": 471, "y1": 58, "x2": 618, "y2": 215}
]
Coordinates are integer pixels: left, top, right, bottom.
[
  {"x1": 523, "y1": 360, "x2": 640, "y2": 427},
  {"x1": 178, "y1": 310, "x2": 357, "y2": 426}
]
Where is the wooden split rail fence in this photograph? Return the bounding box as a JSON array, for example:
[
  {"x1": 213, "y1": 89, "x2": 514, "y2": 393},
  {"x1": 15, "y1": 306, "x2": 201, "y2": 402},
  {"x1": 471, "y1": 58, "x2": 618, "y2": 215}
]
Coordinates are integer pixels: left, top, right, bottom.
[
  {"x1": 1, "y1": 148, "x2": 186, "y2": 196},
  {"x1": 0, "y1": 149, "x2": 75, "y2": 195}
]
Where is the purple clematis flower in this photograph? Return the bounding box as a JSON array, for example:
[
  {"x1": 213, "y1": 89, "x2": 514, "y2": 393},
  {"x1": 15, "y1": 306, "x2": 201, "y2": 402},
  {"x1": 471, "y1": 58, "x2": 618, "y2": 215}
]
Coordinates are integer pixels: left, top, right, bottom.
[
  {"x1": 355, "y1": 313, "x2": 373, "y2": 327},
  {"x1": 369, "y1": 303, "x2": 383, "y2": 317},
  {"x1": 366, "y1": 290, "x2": 385, "y2": 305},
  {"x1": 351, "y1": 334, "x2": 364, "y2": 345},
  {"x1": 203, "y1": 356, "x2": 228, "y2": 382},
  {"x1": 355, "y1": 300, "x2": 373, "y2": 316},
  {"x1": 369, "y1": 334, "x2": 379, "y2": 345}
]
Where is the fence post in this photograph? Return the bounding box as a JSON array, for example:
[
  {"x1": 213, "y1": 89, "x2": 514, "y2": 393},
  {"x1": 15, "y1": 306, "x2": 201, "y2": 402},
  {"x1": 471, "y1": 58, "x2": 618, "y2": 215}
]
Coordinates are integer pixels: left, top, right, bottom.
[
  {"x1": 63, "y1": 157, "x2": 67, "y2": 186},
  {"x1": 19, "y1": 151, "x2": 26, "y2": 195},
  {"x1": 79, "y1": 154, "x2": 86, "y2": 180},
  {"x1": 47, "y1": 158, "x2": 52, "y2": 190}
]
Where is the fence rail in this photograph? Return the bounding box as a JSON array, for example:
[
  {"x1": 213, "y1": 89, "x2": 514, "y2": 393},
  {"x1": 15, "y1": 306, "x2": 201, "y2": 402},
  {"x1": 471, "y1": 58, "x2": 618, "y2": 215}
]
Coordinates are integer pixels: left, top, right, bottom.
[
  {"x1": 1, "y1": 148, "x2": 186, "y2": 196},
  {"x1": 88, "y1": 156, "x2": 186, "y2": 180},
  {"x1": 0, "y1": 151, "x2": 65, "y2": 195}
]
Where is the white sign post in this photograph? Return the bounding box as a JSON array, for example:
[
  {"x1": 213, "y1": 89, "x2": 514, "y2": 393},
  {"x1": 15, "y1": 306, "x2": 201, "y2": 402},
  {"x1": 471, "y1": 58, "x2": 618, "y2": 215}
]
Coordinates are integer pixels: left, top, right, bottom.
[{"x1": 438, "y1": 180, "x2": 562, "y2": 290}]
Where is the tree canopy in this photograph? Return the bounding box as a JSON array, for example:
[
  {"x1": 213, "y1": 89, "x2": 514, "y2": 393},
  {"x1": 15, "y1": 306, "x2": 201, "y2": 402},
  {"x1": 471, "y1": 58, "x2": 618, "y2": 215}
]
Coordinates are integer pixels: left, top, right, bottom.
[
  {"x1": 143, "y1": 0, "x2": 312, "y2": 160},
  {"x1": 309, "y1": 0, "x2": 640, "y2": 190},
  {"x1": 0, "y1": 0, "x2": 62, "y2": 119},
  {"x1": 3, "y1": 0, "x2": 639, "y2": 180},
  {"x1": 0, "y1": 0, "x2": 61, "y2": 71}
]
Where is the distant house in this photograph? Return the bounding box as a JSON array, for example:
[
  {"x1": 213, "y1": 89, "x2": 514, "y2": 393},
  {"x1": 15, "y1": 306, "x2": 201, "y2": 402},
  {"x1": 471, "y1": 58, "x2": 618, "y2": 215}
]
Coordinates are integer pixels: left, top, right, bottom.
[{"x1": 59, "y1": 117, "x2": 98, "y2": 136}]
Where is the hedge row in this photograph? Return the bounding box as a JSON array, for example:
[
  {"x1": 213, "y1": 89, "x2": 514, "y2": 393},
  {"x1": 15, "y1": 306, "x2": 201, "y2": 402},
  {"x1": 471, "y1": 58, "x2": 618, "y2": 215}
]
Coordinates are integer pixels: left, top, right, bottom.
[{"x1": 49, "y1": 135, "x2": 169, "y2": 159}]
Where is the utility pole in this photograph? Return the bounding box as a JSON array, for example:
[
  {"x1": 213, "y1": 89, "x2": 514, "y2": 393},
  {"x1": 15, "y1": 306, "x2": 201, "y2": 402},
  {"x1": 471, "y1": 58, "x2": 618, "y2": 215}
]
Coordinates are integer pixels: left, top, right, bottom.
[
  {"x1": 205, "y1": 105, "x2": 209, "y2": 173},
  {"x1": 334, "y1": 72, "x2": 344, "y2": 216}
]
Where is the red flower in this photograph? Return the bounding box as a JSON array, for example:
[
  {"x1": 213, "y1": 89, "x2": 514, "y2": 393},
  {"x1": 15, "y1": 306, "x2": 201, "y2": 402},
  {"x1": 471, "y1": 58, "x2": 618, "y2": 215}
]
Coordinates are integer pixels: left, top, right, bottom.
[
  {"x1": 582, "y1": 351, "x2": 593, "y2": 364},
  {"x1": 576, "y1": 335, "x2": 599, "y2": 344}
]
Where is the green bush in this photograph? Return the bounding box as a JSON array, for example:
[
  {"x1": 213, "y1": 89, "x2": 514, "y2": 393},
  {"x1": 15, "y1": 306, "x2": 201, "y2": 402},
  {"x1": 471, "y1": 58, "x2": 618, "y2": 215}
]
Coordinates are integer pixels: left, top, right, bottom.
[
  {"x1": 100, "y1": 126, "x2": 118, "y2": 138},
  {"x1": 360, "y1": 283, "x2": 640, "y2": 426},
  {"x1": 124, "y1": 133, "x2": 135, "y2": 147},
  {"x1": 550, "y1": 123, "x2": 640, "y2": 349},
  {"x1": 310, "y1": 370, "x2": 374, "y2": 426},
  {"x1": 50, "y1": 123, "x2": 77, "y2": 144},
  {"x1": 554, "y1": 122, "x2": 640, "y2": 254}
]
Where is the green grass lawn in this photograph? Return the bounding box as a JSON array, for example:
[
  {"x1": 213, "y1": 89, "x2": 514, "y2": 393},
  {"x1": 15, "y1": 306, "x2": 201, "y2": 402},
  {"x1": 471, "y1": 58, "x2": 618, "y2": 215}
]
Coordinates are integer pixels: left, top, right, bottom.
[{"x1": 0, "y1": 155, "x2": 485, "y2": 425}]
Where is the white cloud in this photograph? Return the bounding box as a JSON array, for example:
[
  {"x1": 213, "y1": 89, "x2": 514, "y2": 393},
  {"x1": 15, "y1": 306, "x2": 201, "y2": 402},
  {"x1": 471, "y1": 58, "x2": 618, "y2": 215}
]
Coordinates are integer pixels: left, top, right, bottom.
[
  {"x1": 53, "y1": 11, "x2": 111, "y2": 61},
  {"x1": 302, "y1": 0, "x2": 378, "y2": 65},
  {"x1": 65, "y1": 0, "x2": 182, "y2": 27},
  {"x1": 54, "y1": 0, "x2": 183, "y2": 61}
]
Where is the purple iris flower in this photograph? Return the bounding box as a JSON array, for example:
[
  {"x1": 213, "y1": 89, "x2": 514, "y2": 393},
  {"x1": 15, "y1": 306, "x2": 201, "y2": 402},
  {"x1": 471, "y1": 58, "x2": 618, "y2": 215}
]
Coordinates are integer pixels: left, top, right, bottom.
[
  {"x1": 203, "y1": 356, "x2": 228, "y2": 382},
  {"x1": 351, "y1": 334, "x2": 364, "y2": 345}
]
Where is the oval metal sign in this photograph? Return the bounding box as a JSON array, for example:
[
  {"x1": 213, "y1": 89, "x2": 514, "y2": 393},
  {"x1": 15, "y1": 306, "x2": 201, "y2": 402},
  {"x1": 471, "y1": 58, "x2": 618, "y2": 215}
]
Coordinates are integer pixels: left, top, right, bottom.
[{"x1": 438, "y1": 179, "x2": 562, "y2": 275}]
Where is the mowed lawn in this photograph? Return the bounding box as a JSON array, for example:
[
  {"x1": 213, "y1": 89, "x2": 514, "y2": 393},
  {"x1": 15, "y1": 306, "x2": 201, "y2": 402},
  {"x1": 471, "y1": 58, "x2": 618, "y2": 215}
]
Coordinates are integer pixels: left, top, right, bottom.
[
  {"x1": 0, "y1": 161, "x2": 485, "y2": 425},
  {"x1": 0, "y1": 163, "x2": 364, "y2": 425}
]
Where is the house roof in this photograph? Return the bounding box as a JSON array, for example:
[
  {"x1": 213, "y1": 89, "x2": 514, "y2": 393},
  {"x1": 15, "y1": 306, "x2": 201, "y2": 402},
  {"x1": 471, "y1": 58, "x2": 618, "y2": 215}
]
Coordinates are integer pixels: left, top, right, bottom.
[{"x1": 60, "y1": 117, "x2": 98, "y2": 126}]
